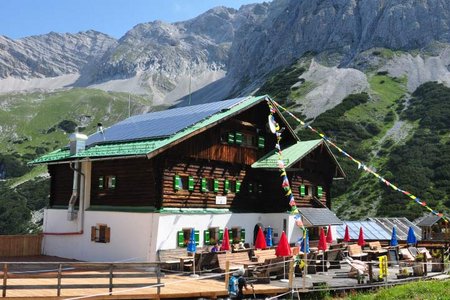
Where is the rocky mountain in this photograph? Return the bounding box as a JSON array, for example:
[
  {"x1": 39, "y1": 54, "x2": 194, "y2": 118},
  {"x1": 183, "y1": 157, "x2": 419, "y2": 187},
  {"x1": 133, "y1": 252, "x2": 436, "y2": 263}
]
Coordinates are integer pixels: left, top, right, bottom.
[
  {"x1": 0, "y1": 30, "x2": 117, "y2": 79},
  {"x1": 2, "y1": 0, "x2": 450, "y2": 108}
]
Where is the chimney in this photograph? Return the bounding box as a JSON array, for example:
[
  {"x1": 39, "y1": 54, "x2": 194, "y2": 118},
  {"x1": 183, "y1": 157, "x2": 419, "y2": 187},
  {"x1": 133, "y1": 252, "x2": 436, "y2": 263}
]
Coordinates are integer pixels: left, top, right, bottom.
[{"x1": 69, "y1": 133, "x2": 88, "y2": 155}]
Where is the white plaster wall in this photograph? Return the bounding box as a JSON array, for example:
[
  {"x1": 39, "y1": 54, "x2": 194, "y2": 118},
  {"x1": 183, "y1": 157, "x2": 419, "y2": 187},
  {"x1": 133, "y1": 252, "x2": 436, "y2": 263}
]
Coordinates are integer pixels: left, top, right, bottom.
[
  {"x1": 154, "y1": 212, "x2": 303, "y2": 251},
  {"x1": 43, "y1": 209, "x2": 154, "y2": 262}
]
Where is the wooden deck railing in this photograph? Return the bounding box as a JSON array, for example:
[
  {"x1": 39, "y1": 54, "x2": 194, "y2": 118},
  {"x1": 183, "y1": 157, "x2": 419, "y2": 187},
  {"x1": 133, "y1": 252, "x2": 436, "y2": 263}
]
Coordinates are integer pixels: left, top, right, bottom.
[
  {"x1": 1, "y1": 262, "x2": 163, "y2": 298},
  {"x1": 0, "y1": 235, "x2": 42, "y2": 257}
]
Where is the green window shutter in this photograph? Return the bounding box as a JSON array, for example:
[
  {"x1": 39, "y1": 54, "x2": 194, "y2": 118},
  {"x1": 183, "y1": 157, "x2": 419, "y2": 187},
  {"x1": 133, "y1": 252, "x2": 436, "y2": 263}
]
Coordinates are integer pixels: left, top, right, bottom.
[
  {"x1": 241, "y1": 229, "x2": 246, "y2": 242},
  {"x1": 110, "y1": 176, "x2": 116, "y2": 188},
  {"x1": 219, "y1": 229, "x2": 224, "y2": 242},
  {"x1": 317, "y1": 186, "x2": 323, "y2": 197},
  {"x1": 258, "y1": 136, "x2": 265, "y2": 149},
  {"x1": 235, "y1": 180, "x2": 241, "y2": 193},
  {"x1": 224, "y1": 179, "x2": 230, "y2": 194},
  {"x1": 248, "y1": 183, "x2": 254, "y2": 193},
  {"x1": 213, "y1": 179, "x2": 219, "y2": 193},
  {"x1": 98, "y1": 177, "x2": 104, "y2": 189},
  {"x1": 174, "y1": 175, "x2": 181, "y2": 191},
  {"x1": 257, "y1": 183, "x2": 263, "y2": 194},
  {"x1": 235, "y1": 132, "x2": 243, "y2": 145},
  {"x1": 194, "y1": 230, "x2": 200, "y2": 246},
  {"x1": 204, "y1": 230, "x2": 210, "y2": 245},
  {"x1": 300, "y1": 185, "x2": 306, "y2": 197},
  {"x1": 188, "y1": 176, "x2": 194, "y2": 191},
  {"x1": 227, "y1": 132, "x2": 235, "y2": 144},
  {"x1": 201, "y1": 178, "x2": 208, "y2": 193},
  {"x1": 177, "y1": 231, "x2": 184, "y2": 247},
  {"x1": 228, "y1": 229, "x2": 233, "y2": 242}
]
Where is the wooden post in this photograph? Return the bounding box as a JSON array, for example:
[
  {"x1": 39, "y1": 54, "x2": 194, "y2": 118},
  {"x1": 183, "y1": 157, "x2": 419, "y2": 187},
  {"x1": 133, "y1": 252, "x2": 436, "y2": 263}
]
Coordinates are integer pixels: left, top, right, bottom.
[
  {"x1": 302, "y1": 250, "x2": 307, "y2": 291},
  {"x1": 156, "y1": 265, "x2": 161, "y2": 296},
  {"x1": 288, "y1": 260, "x2": 294, "y2": 289},
  {"x1": 224, "y1": 260, "x2": 230, "y2": 290},
  {"x1": 2, "y1": 264, "x2": 7, "y2": 298},
  {"x1": 56, "y1": 264, "x2": 62, "y2": 296},
  {"x1": 109, "y1": 264, "x2": 114, "y2": 295}
]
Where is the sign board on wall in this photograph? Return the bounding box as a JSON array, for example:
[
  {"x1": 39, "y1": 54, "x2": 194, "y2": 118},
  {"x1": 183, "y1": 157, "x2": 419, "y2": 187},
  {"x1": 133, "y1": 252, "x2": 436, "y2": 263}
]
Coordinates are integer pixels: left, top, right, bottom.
[{"x1": 215, "y1": 196, "x2": 227, "y2": 205}]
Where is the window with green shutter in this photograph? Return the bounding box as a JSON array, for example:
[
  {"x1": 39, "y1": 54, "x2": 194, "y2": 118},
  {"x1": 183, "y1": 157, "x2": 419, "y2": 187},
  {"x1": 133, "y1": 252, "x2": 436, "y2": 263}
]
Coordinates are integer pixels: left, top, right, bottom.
[
  {"x1": 213, "y1": 179, "x2": 219, "y2": 193},
  {"x1": 228, "y1": 229, "x2": 233, "y2": 243},
  {"x1": 218, "y1": 229, "x2": 224, "y2": 242},
  {"x1": 224, "y1": 179, "x2": 230, "y2": 194},
  {"x1": 98, "y1": 176, "x2": 104, "y2": 189},
  {"x1": 174, "y1": 175, "x2": 181, "y2": 191},
  {"x1": 235, "y1": 180, "x2": 241, "y2": 193},
  {"x1": 258, "y1": 136, "x2": 265, "y2": 149},
  {"x1": 188, "y1": 176, "x2": 194, "y2": 191},
  {"x1": 194, "y1": 230, "x2": 200, "y2": 245},
  {"x1": 240, "y1": 229, "x2": 246, "y2": 242},
  {"x1": 177, "y1": 231, "x2": 185, "y2": 247},
  {"x1": 201, "y1": 178, "x2": 208, "y2": 193},
  {"x1": 227, "y1": 132, "x2": 235, "y2": 144},
  {"x1": 300, "y1": 184, "x2": 306, "y2": 196},
  {"x1": 235, "y1": 132, "x2": 243, "y2": 145},
  {"x1": 317, "y1": 186, "x2": 323, "y2": 197},
  {"x1": 203, "y1": 230, "x2": 210, "y2": 245}
]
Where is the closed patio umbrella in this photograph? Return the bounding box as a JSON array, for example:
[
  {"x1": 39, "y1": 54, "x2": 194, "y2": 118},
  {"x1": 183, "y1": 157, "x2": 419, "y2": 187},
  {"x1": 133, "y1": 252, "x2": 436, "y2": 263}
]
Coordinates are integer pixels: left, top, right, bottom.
[
  {"x1": 326, "y1": 225, "x2": 333, "y2": 244},
  {"x1": 390, "y1": 227, "x2": 398, "y2": 247},
  {"x1": 318, "y1": 227, "x2": 328, "y2": 273},
  {"x1": 343, "y1": 225, "x2": 351, "y2": 243},
  {"x1": 187, "y1": 229, "x2": 198, "y2": 277},
  {"x1": 221, "y1": 227, "x2": 231, "y2": 251},
  {"x1": 266, "y1": 226, "x2": 273, "y2": 247},
  {"x1": 254, "y1": 226, "x2": 267, "y2": 250},
  {"x1": 407, "y1": 226, "x2": 417, "y2": 245},
  {"x1": 275, "y1": 231, "x2": 292, "y2": 281},
  {"x1": 357, "y1": 227, "x2": 365, "y2": 247}
]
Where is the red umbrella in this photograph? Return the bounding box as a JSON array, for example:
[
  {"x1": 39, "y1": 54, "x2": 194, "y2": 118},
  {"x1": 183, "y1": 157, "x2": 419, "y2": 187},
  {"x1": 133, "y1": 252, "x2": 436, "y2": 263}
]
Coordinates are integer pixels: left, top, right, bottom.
[
  {"x1": 275, "y1": 231, "x2": 291, "y2": 281},
  {"x1": 326, "y1": 225, "x2": 333, "y2": 243},
  {"x1": 343, "y1": 225, "x2": 351, "y2": 242},
  {"x1": 254, "y1": 227, "x2": 267, "y2": 250},
  {"x1": 220, "y1": 227, "x2": 230, "y2": 251},
  {"x1": 357, "y1": 227, "x2": 366, "y2": 247},
  {"x1": 318, "y1": 227, "x2": 327, "y2": 251},
  {"x1": 275, "y1": 231, "x2": 292, "y2": 257}
]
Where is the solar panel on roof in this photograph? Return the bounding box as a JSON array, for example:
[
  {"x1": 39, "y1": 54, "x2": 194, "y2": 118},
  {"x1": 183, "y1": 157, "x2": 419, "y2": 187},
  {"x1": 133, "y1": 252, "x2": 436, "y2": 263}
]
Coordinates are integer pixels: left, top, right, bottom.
[{"x1": 86, "y1": 97, "x2": 247, "y2": 146}]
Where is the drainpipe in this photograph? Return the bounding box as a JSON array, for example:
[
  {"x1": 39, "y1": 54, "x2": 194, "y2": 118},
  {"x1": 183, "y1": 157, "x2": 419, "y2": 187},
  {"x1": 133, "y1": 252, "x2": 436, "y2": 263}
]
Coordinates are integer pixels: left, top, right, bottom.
[{"x1": 43, "y1": 133, "x2": 88, "y2": 236}]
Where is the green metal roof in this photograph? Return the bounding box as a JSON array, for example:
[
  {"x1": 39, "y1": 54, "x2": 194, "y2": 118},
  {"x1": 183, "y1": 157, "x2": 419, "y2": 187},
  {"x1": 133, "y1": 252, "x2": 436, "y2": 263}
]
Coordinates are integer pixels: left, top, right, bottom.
[
  {"x1": 30, "y1": 95, "x2": 268, "y2": 164},
  {"x1": 251, "y1": 139, "x2": 323, "y2": 169}
]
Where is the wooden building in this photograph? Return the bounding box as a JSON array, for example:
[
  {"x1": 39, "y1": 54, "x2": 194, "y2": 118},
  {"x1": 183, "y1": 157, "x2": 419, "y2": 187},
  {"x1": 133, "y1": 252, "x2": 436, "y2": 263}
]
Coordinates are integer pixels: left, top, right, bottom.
[
  {"x1": 31, "y1": 96, "x2": 344, "y2": 262},
  {"x1": 416, "y1": 214, "x2": 450, "y2": 241}
]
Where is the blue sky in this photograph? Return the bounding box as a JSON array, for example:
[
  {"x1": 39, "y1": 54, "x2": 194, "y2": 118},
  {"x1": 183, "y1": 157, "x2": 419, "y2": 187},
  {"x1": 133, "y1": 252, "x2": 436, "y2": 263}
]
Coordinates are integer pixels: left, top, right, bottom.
[{"x1": 2, "y1": 0, "x2": 266, "y2": 39}]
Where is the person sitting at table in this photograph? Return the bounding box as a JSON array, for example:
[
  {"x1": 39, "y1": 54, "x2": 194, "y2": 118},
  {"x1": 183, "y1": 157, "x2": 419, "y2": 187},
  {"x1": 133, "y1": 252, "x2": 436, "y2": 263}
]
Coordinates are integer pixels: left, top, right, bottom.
[
  {"x1": 238, "y1": 242, "x2": 246, "y2": 250},
  {"x1": 211, "y1": 243, "x2": 220, "y2": 252}
]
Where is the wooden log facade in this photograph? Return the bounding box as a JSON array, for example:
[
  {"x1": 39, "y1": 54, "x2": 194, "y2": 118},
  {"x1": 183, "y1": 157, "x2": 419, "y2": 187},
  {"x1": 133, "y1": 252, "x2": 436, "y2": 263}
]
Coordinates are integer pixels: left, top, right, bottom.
[{"x1": 47, "y1": 100, "x2": 338, "y2": 212}]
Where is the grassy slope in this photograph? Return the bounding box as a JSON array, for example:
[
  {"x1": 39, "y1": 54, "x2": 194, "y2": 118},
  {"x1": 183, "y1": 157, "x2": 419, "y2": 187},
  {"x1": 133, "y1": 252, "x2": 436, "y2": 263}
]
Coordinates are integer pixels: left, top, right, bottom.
[
  {"x1": 343, "y1": 279, "x2": 450, "y2": 300},
  {"x1": 0, "y1": 88, "x2": 153, "y2": 160}
]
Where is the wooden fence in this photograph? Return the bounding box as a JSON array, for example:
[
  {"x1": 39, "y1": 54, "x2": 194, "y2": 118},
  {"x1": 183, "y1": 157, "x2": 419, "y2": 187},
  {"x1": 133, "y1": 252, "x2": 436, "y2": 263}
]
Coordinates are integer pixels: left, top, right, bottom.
[
  {"x1": 1, "y1": 262, "x2": 162, "y2": 298},
  {"x1": 0, "y1": 235, "x2": 42, "y2": 257}
]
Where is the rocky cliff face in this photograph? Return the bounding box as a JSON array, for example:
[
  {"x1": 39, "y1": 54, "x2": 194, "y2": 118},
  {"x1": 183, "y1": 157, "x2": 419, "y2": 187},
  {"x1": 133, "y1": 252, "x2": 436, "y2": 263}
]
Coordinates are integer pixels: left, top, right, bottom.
[
  {"x1": 227, "y1": 0, "x2": 450, "y2": 85},
  {"x1": 1, "y1": 0, "x2": 450, "y2": 105},
  {"x1": 0, "y1": 30, "x2": 117, "y2": 79}
]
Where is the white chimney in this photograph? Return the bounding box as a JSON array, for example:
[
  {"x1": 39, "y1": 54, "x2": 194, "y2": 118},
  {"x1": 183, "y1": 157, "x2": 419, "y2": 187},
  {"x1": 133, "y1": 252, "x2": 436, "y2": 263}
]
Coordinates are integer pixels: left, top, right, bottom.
[{"x1": 69, "y1": 133, "x2": 88, "y2": 155}]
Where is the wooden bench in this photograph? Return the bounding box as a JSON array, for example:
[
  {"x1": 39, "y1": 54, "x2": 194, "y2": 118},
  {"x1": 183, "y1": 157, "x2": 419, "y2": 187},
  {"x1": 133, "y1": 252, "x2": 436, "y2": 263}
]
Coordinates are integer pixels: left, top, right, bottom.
[
  {"x1": 251, "y1": 257, "x2": 286, "y2": 283},
  {"x1": 217, "y1": 251, "x2": 253, "y2": 272},
  {"x1": 253, "y1": 249, "x2": 277, "y2": 263},
  {"x1": 157, "y1": 248, "x2": 206, "y2": 271},
  {"x1": 348, "y1": 244, "x2": 368, "y2": 261}
]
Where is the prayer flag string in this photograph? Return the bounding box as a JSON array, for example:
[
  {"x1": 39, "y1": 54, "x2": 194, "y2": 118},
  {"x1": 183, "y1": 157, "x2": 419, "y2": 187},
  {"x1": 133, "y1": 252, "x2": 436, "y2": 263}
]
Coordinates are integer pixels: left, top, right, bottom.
[
  {"x1": 267, "y1": 101, "x2": 306, "y2": 240},
  {"x1": 271, "y1": 100, "x2": 449, "y2": 223}
]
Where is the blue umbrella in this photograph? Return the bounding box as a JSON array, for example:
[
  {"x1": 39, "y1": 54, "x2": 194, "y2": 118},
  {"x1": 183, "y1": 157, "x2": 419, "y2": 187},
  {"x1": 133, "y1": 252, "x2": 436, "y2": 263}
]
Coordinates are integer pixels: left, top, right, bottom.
[
  {"x1": 390, "y1": 227, "x2": 398, "y2": 247},
  {"x1": 407, "y1": 226, "x2": 417, "y2": 245},
  {"x1": 300, "y1": 230, "x2": 310, "y2": 254},
  {"x1": 266, "y1": 227, "x2": 273, "y2": 247},
  {"x1": 187, "y1": 229, "x2": 197, "y2": 253}
]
